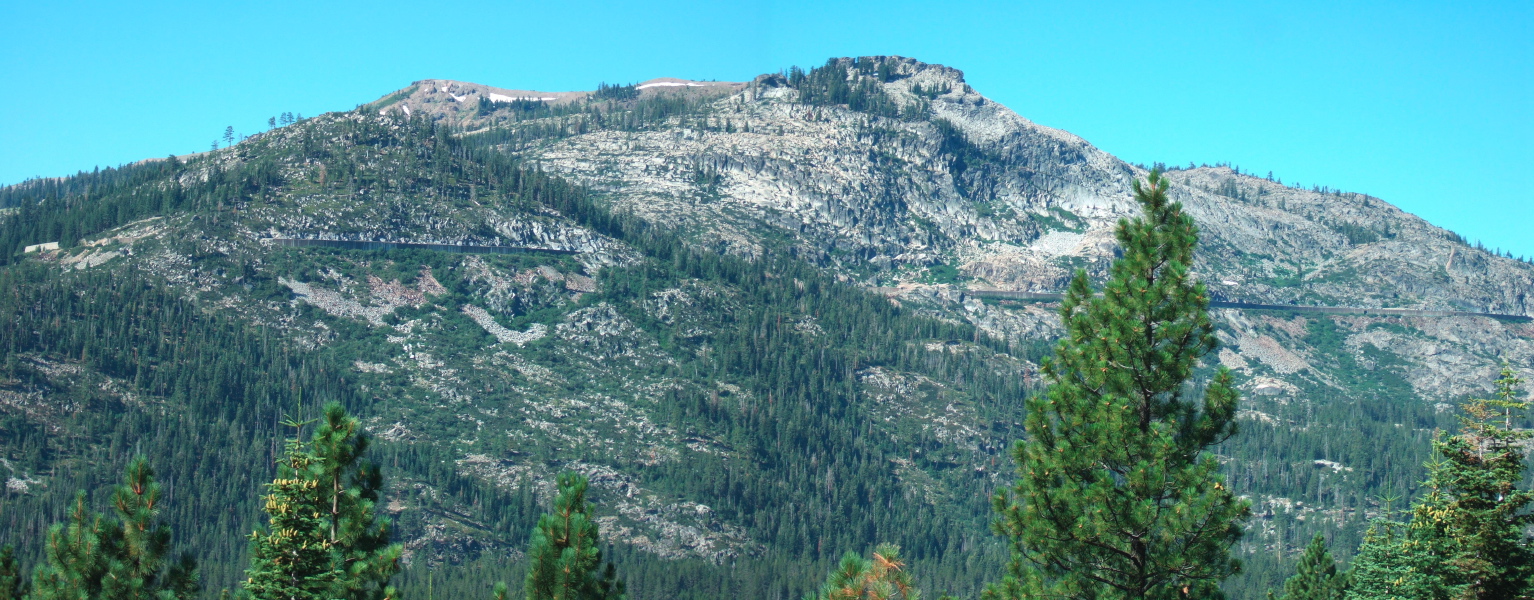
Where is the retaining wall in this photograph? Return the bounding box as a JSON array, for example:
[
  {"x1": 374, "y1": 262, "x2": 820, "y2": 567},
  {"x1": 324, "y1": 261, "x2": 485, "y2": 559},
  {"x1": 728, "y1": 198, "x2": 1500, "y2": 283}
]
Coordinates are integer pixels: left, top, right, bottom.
[
  {"x1": 967, "y1": 290, "x2": 1531, "y2": 323},
  {"x1": 269, "y1": 238, "x2": 577, "y2": 256}
]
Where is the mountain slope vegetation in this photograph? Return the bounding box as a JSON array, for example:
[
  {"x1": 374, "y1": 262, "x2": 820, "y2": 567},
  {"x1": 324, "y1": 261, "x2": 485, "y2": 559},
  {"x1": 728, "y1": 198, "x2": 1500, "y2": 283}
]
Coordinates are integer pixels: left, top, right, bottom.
[{"x1": 1, "y1": 56, "x2": 1530, "y2": 598}]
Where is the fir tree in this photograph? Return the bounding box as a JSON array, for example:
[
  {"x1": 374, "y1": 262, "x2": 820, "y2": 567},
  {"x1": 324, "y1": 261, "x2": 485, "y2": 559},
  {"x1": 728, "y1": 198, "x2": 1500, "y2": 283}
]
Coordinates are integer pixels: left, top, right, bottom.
[
  {"x1": 1408, "y1": 366, "x2": 1534, "y2": 599},
  {"x1": 986, "y1": 168, "x2": 1250, "y2": 600},
  {"x1": 1344, "y1": 519, "x2": 1446, "y2": 600},
  {"x1": 242, "y1": 434, "x2": 341, "y2": 600},
  {"x1": 102, "y1": 457, "x2": 200, "y2": 600},
  {"x1": 243, "y1": 402, "x2": 400, "y2": 600},
  {"x1": 1276, "y1": 534, "x2": 1346, "y2": 600},
  {"x1": 519, "y1": 472, "x2": 624, "y2": 600},
  {"x1": 806, "y1": 543, "x2": 919, "y2": 600}
]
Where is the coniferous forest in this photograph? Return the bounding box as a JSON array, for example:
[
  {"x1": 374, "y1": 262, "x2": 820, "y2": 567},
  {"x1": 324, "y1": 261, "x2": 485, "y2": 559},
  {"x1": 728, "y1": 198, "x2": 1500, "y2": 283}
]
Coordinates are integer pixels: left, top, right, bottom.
[{"x1": 0, "y1": 58, "x2": 1530, "y2": 600}]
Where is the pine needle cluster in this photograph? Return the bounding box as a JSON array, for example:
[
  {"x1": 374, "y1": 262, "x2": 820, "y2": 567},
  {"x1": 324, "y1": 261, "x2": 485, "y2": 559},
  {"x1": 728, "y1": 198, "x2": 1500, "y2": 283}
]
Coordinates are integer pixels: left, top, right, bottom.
[
  {"x1": 806, "y1": 543, "x2": 920, "y2": 600},
  {"x1": 27, "y1": 457, "x2": 199, "y2": 600}
]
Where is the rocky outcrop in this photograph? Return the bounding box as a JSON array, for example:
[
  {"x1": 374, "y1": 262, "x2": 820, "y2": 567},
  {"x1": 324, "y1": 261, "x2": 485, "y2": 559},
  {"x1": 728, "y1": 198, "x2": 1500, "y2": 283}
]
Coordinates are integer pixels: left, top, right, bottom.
[
  {"x1": 15, "y1": 55, "x2": 1532, "y2": 574},
  {"x1": 417, "y1": 55, "x2": 1533, "y2": 403}
]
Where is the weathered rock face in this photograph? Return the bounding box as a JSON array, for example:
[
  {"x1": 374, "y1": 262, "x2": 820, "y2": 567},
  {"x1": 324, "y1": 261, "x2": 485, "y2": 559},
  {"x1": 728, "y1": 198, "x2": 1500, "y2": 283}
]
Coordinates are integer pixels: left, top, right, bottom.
[
  {"x1": 373, "y1": 77, "x2": 743, "y2": 129},
  {"x1": 381, "y1": 57, "x2": 1534, "y2": 325},
  {"x1": 518, "y1": 58, "x2": 1139, "y2": 272},
  {"x1": 311, "y1": 56, "x2": 1534, "y2": 562},
  {"x1": 379, "y1": 56, "x2": 1530, "y2": 404},
  {"x1": 490, "y1": 58, "x2": 1529, "y2": 308},
  {"x1": 12, "y1": 56, "x2": 1534, "y2": 586}
]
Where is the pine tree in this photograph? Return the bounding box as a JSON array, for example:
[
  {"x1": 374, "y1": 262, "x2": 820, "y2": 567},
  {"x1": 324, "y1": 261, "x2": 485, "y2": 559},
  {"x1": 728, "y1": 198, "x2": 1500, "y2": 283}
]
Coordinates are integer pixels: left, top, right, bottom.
[
  {"x1": 1408, "y1": 366, "x2": 1534, "y2": 599},
  {"x1": 29, "y1": 458, "x2": 199, "y2": 600},
  {"x1": 311, "y1": 402, "x2": 402, "y2": 600},
  {"x1": 985, "y1": 168, "x2": 1250, "y2": 600},
  {"x1": 0, "y1": 545, "x2": 24, "y2": 600},
  {"x1": 102, "y1": 457, "x2": 200, "y2": 600},
  {"x1": 1276, "y1": 534, "x2": 1346, "y2": 600},
  {"x1": 519, "y1": 472, "x2": 624, "y2": 600},
  {"x1": 806, "y1": 543, "x2": 920, "y2": 600},
  {"x1": 30, "y1": 492, "x2": 107, "y2": 600},
  {"x1": 243, "y1": 402, "x2": 401, "y2": 600}
]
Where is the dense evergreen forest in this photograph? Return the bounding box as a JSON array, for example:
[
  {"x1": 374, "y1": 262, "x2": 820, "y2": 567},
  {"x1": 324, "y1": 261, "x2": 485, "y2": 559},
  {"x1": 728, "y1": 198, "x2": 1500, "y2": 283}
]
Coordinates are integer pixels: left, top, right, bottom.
[
  {"x1": 0, "y1": 61, "x2": 1527, "y2": 599},
  {"x1": 0, "y1": 100, "x2": 1029, "y2": 598}
]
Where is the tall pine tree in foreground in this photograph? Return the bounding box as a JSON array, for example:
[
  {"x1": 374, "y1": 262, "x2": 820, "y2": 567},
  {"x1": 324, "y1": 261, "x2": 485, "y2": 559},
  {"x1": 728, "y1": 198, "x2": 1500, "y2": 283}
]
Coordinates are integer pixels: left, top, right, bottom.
[
  {"x1": 29, "y1": 493, "x2": 109, "y2": 599},
  {"x1": 310, "y1": 403, "x2": 402, "y2": 600},
  {"x1": 28, "y1": 457, "x2": 199, "y2": 600},
  {"x1": 986, "y1": 168, "x2": 1249, "y2": 600},
  {"x1": 1274, "y1": 534, "x2": 1346, "y2": 600},
  {"x1": 512, "y1": 472, "x2": 624, "y2": 600},
  {"x1": 1406, "y1": 366, "x2": 1534, "y2": 599},
  {"x1": 243, "y1": 402, "x2": 401, "y2": 600}
]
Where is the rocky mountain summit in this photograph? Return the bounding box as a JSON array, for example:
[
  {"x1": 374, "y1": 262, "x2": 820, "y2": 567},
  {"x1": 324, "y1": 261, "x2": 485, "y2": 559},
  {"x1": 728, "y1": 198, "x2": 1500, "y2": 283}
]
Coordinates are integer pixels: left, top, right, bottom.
[
  {"x1": 366, "y1": 56, "x2": 1534, "y2": 573},
  {"x1": 384, "y1": 59, "x2": 1534, "y2": 313},
  {"x1": 3, "y1": 55, "x2": 1531, "y2": 596},
  {"x1": 373, "y1": 56, "x2": 1534, "y2": 400}
]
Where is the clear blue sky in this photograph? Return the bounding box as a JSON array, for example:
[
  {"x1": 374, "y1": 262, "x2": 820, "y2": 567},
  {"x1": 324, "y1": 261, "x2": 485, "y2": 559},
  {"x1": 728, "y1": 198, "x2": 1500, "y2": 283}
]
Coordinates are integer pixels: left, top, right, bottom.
[{"x1": 3, "y1": 1, "x2": 1529, "y2": 256}]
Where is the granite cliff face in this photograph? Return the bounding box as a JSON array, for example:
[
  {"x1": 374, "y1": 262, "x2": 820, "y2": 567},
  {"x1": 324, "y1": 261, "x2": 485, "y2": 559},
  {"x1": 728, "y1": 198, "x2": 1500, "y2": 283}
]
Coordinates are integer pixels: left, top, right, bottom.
[
  {"x1": 367, "y1": 57, "x2": 1534, "y2": 566},
  {"x1": 373, "y1": 57, "x2": 1534, "y2": 401},
  {"x1": 382, "y1": 61, "x2": 1534, "y2": 315},
  {"x1": 7, "y1": 56, "x2": 1533, "y2": 593},
  {"x1": 374, "y1": 58, "x2": 1534, "y2": 314}
]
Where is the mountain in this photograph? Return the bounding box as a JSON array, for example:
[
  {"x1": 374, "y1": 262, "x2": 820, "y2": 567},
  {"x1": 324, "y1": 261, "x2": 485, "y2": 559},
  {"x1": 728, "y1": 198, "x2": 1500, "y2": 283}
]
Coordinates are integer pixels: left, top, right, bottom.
[{"x1": 1, "y1": 56, "x2": 1531, "y2": 599}]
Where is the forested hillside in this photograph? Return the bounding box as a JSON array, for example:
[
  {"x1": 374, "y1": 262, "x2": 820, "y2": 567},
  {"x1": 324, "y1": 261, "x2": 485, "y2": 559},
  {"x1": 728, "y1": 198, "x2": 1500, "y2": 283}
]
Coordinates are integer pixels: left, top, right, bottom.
[{"x1": 1, "y1": 56, "x2": 1531, "y2": 599}]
